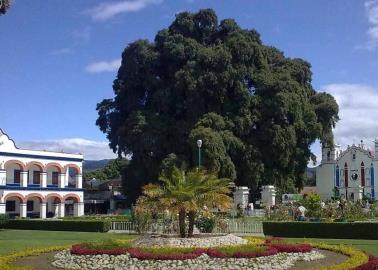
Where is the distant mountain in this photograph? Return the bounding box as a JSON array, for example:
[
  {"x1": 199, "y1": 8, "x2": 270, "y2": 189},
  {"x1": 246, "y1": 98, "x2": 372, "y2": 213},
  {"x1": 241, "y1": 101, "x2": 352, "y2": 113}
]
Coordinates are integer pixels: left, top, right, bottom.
[{"x1": 83, "y1": 159, "x2": 113, "y2": 172}]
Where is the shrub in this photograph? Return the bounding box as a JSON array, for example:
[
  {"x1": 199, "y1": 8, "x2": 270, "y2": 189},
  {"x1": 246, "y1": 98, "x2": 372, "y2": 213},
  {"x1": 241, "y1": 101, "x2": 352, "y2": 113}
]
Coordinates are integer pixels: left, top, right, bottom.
[
  {"x1": 2, "y1": 219, "x2": 111, "y2": 232},
  {"x1": 63, "y1": 215, "x2": 131, "y2": 222},
  {"x1": 195, "y1": 215, "x2": 216, "y2": 233},
  {"x1": 0, "y1": 214, "x2": 9, "y2": 226},
  {"x1": 263, "y1": 221, "x2": 378, "y2": 239}
]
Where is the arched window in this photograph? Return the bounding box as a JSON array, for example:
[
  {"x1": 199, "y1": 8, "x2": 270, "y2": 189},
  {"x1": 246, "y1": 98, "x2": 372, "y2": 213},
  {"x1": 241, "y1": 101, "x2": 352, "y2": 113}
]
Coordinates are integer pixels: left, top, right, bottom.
[
  {"x1": 335, "y1": 165, "x2": 340, "y2": 187},
  {"x1": 361, "y1": 162, "x2": 365, "y2": 186},
  {"x1": 344, "y1": 162, "x2": 348, "y2": 188}
]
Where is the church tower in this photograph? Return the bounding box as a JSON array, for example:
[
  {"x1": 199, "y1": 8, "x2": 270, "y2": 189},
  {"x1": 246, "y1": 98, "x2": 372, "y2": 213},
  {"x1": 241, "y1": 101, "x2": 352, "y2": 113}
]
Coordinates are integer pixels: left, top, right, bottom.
[{"x1": 316, "y1": 143, "x2": 339, "y2": 200}]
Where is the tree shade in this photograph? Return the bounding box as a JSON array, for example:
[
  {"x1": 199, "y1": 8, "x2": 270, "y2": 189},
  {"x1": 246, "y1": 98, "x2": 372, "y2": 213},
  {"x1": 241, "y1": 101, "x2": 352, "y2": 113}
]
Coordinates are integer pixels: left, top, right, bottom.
[{"x1": 96, "y1": 9, "x2": 339, "y2": 203}]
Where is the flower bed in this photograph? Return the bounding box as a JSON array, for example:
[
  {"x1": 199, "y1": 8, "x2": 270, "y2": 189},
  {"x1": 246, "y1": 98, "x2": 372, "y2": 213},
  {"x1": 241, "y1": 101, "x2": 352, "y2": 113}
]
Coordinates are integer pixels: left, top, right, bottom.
[
  {"x1": 68, "y1": 237, "x2": 314, "y2": 260},
  {"x1": 355, "y1": 256, "x2": 378, "y2": 270}
]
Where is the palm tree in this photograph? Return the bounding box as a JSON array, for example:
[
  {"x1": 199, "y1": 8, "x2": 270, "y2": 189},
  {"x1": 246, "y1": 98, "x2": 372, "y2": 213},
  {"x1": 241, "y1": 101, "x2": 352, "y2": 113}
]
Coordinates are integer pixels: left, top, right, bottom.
[
  {"x1": 136, "y1": 167, "x2": 233, "y2": 238},
  {"x1": 0, "y1": 0, "x2": 11, "y2": 15}
]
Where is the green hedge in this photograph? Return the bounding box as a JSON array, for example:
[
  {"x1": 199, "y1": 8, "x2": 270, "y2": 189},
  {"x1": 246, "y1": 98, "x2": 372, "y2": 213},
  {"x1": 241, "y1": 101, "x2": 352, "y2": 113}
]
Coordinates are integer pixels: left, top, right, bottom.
[
  {"x1": 263, "y1": 221, "x2": 378, "y2": 240},
  {"x1": 2, "y1": 219, "x2": 111, "y2": 232},
  {"x1": 63, "y1": 215, "x2": 131, "y2": 222}
]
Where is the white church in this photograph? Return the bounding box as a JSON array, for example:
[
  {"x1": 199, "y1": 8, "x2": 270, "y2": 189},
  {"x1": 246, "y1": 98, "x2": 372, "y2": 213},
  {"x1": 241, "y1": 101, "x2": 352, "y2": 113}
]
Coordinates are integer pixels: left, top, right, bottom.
[
  {"x1": 0, "y1": 129, "x2": 84, "y2": 218},
  {"x1": 316, "y1": 140, "x2": 377, "y2": 201}
]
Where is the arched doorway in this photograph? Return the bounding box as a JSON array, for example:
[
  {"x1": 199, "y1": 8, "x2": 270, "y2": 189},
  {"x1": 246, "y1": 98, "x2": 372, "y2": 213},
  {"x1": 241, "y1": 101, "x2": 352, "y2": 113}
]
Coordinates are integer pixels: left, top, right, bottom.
[
  {"x1": 4, "y1": 193, "x2": 25, "y2": 218},
  {"x1": 4, "y1": 160, "x2": 25, "y2": 186},
  {"x1": 46, "y1": 163, "x2": 63, "y2": 187},
  {"x1": 63, "y1": 194, "x2": 80, "y2": 216},
  {"x1": 25, "y1": 194, "x2": 44, "y2": 218},
  {"x1": 45, "y1": 194, "x2": 63, "y2": 218}
]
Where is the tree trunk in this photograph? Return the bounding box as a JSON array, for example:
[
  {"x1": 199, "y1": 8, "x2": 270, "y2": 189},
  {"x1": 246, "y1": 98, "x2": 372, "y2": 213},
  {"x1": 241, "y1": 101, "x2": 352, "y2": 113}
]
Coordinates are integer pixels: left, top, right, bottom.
[
  {"x1": 178, "y1": 208, "x2": 186, "y2": 238},
  {"x1": 187, "y1": 210, "x2": 196, "y2": 238}
]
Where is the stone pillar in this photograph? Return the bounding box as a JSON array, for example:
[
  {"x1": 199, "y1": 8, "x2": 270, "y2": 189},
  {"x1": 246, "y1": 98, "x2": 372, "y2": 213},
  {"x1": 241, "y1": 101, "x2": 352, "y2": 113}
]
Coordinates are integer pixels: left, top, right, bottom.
[
  {"x1": 0, "y1": 203, "x2": 5, "y2": 214},
  {"x1": 58, "y1": 173, "x2": 66, "y2": 188},
  {"x1": 0, "y1": 170, "x2": 6, "y2": 186},
  {"x1": 261, "y1": 185, "x2": 276, "y2": 207},
  {"x1": 233, "y1": 186, "x2": 249, "y2": 209},
  {"x1": 20, "y1": 203, "x2": 27, "y2": 218},
  {"x1": 57, "y1": 203, "x2": 65, "y2": 218},
  {"x1": 40, "y1": 203, "x2": 47, "y2": 219},
  {"x1": 73, "y1": 202, "x2": 84, "y2": 216},
  {"x1": 65, "y1": 167, "x2": 70, "y2": 187},
  {"x1": 76, "y1": 174, "x2": 82, "y2": 189},
  {"x1": 41, "y1": 172, "x2": 47, "y2": 188},
  {"x1": 20, "y1": 171, "x2": 28, "y2": 187}
]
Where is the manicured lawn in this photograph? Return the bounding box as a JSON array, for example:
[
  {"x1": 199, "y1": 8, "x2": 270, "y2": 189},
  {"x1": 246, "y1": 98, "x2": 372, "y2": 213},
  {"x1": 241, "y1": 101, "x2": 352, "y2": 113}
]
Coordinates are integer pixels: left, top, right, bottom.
[
  {"x1": 0, "y1": 230, "x2": 136, "y2": 255},
  {"x1": 285, "y1": 238, "x2": 378, "y2": 257},
  {"x1": 1, "y1": 230, "x2": 378, "y2": 258}
]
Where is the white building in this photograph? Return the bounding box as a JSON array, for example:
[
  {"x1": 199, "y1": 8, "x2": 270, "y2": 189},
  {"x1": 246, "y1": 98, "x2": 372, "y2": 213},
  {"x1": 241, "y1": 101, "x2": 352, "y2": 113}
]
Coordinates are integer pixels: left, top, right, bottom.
[
  {"x1": 316, "y1": 140, "x2": 377, "y2": 201},
  {"x1": 0, "y1": 129, "x2": 84, "y2": 218}
]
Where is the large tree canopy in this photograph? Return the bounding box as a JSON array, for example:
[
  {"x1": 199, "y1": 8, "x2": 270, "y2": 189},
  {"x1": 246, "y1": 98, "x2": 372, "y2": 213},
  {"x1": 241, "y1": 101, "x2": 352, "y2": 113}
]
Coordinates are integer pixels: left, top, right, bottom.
[{"x1": 96, "y1": 9, "x2": 339, "y2": 203}]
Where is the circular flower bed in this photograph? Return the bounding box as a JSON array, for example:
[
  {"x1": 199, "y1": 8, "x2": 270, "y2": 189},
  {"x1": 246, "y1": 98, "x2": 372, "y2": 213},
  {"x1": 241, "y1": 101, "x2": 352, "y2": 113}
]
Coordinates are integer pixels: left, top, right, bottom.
[{"x1": 52, "y1": 235, "x2": 326, "y2": 270}]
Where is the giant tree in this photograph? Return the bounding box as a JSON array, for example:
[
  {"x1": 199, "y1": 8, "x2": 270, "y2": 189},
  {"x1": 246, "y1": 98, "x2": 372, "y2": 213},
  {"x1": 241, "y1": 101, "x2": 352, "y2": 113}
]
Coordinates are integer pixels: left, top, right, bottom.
[
  {"x1": 0, "y1": 0, "x2": 11, "y2": 15},
  {"x1": 96, "y1": 9, "x2": 339, "y2": 203}
]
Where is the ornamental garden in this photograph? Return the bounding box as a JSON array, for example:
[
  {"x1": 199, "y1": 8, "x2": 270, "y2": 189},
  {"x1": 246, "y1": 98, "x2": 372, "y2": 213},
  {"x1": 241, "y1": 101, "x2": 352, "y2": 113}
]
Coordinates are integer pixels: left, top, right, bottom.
[{"x1": 1, "y1": 7, "x2": 378, "y2": 270}]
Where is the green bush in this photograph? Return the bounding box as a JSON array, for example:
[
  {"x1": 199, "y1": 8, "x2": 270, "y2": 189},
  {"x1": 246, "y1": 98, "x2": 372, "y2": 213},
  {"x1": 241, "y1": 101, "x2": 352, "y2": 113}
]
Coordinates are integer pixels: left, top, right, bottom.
[
  {"x1": 0, "y1": 214, "x2": 9, "y2": 226},
  {"x1": 263, "y1": 221, "x2": 378, "y2": 240},
  {"x1": 2, "y1": 219, "x2": 111, "y2": 232},
  {"x1": 195, "y1": 216, "x2": 216, "y2": 233},
  {"x1": 63, "y1": 215, "x2": 131, "y2": 222}
]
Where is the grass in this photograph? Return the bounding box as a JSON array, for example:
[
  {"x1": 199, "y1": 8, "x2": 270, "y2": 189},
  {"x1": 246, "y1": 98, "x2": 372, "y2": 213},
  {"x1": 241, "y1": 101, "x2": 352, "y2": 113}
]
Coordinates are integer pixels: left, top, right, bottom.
[
  {"x1": 285, "y1": 238, "x2": 378, "y2": 257},
  {"x1": 0, "y1": 229, "x2": 136, "y2": 255},
  {"x1": 1, "y1": 229, "x2": 378, "y2": 258}
]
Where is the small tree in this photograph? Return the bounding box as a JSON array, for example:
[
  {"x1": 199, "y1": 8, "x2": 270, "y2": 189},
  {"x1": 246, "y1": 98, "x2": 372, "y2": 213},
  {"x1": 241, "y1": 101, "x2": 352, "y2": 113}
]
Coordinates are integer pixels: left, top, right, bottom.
[{"x1": 136, "y1": 167, "x2": 232, "y2": 237}]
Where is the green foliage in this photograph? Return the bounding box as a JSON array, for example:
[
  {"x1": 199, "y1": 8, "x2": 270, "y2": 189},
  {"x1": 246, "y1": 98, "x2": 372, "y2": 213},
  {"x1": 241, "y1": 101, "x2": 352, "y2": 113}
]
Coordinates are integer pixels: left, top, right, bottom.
[
  {"x1": 2, "y1": 220, "x2": 111, "y2": 232},
  {"x1": 195, "y1": 214, "x2": 216, "y2": 233},
  {"x1": 300, "y1": 193, "x2": 321, "y2": 218},
  {"x1": 136, "y1": 167, "x2": 232, "y2": 237},
  {"x1": 84, "y1": 158, "x2": 128, "y2": 181},
  {"x1": 265, "y1": 204, "x2": 294, "y2": 221},
  {"x1": 63, "y1": 215, "x2": 131, "y2": 222},
  {"x1": 0, "y1": 0, "x2": 11, "y2": 15},
  {"x1": 96, "y1": 9, "x2": 339, "y2": 203},
  {"x1": 0, "y1": 214, "x2": 9, "y2": 226},
  {"x1": 263, "y1": 221, "x2": 378, "y2": 240}
]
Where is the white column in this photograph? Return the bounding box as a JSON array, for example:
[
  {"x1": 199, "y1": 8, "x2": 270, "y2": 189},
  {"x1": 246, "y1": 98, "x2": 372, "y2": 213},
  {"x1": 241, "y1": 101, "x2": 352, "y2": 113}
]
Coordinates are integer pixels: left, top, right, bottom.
[
  {"x1": 58, "y1": 173, "x2": 66, "y2": 188},
  {"x1": 20, "y1": 203, "x2": 27, "y2": 218},
  {"x1": 65, "y1": 167, "x2": 70, "y2": 187},
  {"x1": 76, "y1": 174, "x2": 82, "y2": 189},
  {"x1": 57, "y1": 203, "x2": 65, "y2": 218},
  {"x1": 21, "y1": 171, "x2": 28, "y2": 187},
  {"x1": 41, "y1": 172, "x2": 47, "y2": 188},
  {"x1": 0, "y1": 203, "x2": 5, "y2": 214},
  {"x1": 40, "y1": 203, "x2": 47, "y2": 219},
  {"x1": 0, "y1": 170, "x2": 6, "y2": 186},
  {"x1": 74, "y1": 202, "x2": 84, "y2": 216}
]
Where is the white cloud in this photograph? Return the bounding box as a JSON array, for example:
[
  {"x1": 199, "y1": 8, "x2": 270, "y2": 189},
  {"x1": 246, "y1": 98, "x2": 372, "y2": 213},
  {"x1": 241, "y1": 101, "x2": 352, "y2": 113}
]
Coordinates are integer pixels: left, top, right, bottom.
[
  {"x1": 85, "y1": 0, "x2": 163, "y2": 21},
  {"x1": 322, "y1": 83, "x2": 378, "y2": 149},
  {"x1": 18, "y1": 138, "x2": 117, "y2": 160},
  {"x1": 365, "y1": 0, "x2": 378, "y2": 49},
  {"x1": 85, "y1": 58, "x2": 121, "y2": 73}
]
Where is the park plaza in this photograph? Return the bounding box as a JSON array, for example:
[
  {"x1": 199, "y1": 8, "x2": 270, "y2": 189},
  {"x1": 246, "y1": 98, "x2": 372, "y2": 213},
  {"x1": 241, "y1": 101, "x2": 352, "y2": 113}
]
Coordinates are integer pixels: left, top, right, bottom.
[{"x1": 0, "y1": 129, "x2": 84, "y2": 218}]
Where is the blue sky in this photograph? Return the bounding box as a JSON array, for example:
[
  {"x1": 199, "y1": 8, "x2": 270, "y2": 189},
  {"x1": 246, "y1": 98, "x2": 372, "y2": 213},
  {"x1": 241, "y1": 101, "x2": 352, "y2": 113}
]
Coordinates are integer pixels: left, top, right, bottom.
[{"x1": 1, "y1": 0, "x2": 378, "y2": 160}]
